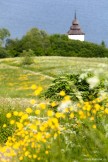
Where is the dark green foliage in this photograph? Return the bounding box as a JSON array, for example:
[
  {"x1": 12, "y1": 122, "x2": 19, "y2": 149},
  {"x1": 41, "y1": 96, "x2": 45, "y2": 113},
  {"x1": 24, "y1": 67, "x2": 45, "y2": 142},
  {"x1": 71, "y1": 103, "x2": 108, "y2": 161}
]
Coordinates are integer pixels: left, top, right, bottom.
[
  {"x1": 6, "y1": 38, "x2": 23, "y2": 57},
  {"x1": 101, "y1": 40, "x2": 106, "y2": 48},
  {"x1": 4, "y1": 27, "x2": 108, "y2": 57},
  {"x1": 44, "y1": 73, "x2": 105, "y2": 102},
  {"x1": 48, "y1": 36, "x2": 108, "y2": 57},
  {"x1": 0, "y1": 47, "x2": 9, "y2": 58}
]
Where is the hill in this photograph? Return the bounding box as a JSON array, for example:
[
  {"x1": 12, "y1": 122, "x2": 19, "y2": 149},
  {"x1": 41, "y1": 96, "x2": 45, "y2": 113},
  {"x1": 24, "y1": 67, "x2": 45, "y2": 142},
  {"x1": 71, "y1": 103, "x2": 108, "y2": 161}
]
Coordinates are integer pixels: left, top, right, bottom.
[{"x1": 0, "y1": 56, "x2": 108, "y2": 99}]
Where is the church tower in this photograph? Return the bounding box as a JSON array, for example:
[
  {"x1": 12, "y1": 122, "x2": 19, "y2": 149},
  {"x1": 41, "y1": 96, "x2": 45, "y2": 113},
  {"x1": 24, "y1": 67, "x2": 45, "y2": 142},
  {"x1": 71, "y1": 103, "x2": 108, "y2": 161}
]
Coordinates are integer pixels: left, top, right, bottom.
[{"x1": 68, "y1": 12, "x2": 85, "y2": 41}]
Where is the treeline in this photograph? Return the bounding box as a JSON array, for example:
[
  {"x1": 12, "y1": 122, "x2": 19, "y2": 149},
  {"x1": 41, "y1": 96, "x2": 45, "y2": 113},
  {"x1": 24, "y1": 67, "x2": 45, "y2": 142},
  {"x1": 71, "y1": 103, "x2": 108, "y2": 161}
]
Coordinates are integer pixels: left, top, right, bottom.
[{"x1": 0, "y1": 27, "x2": 108, "y2": 58}]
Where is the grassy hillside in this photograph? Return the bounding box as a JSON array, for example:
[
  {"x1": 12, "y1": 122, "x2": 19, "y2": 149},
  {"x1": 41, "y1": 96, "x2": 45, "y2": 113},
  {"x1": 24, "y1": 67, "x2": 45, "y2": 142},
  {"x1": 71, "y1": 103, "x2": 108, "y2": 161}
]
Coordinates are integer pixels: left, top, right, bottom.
[{"x1": 0, "y1": 56, "x2": 108, "y2": 98}]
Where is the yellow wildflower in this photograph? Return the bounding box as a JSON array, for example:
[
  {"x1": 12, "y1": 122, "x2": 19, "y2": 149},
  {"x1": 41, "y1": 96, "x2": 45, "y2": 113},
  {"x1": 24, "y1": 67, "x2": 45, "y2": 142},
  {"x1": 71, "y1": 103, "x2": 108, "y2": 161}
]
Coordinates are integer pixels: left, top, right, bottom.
[
  {"x1": 30, "y1": 124, "x2": 37, "y2": 130},
  {"x1": 19, "y1": 156, "x2": 23, "y2": 161},
  {"x1": 52, "y1": 117, "x2": 58, "y2": 124},
  {"x1": 70, "y1": 107, "x2": 73, "y2": 111},
  {"x1": 10, "y1": 120, "x2": 15, "y2": 125},
  {"x1": 90, "y1": 116, "x2": 94, "y2": 121},
  {"x1": 92, "y1": 124, "x2": 96, "y2": 129},
  {"x1": 35, "y1": 109, "x2": 40, "y2": 115},
  {"x1": 59, "y1": 90, "x2": 66, "y2": 96},
  {"x1": 6, "y1": 113, "x2": 12, "y2": 118},
  {"x1": 47, "y1": 145, "x2": 51, "y2": 149},
  {"x1": 30, "y1": 99, "x2": 36, "y2": 105},
  {"x1": 70, "y1": 113, "x2": 74, "y2": 119},
  {"x1": 64, "y1": 95, "x2": 70, "y2": 101},
  {"x1": 33, "y1": 154, "x2": 37, "y2": 159},
  {"x1": 28, "y1": 155, "x2": 32, "y2": 159},
  {"x1": 3, "y1": 124, "x2": 7, "y2": 128},
  {"x1": 83, "y1": 106, "x2": 87, "y2": 110},
  {"x1": 31, "y1": 84, "x2": 37, "y2": 90},
  {"x1": 26, "y1": 107, "x2": 33, "y2": 114},
  {"x1": 45, "y1": 150, "x2": 49, "y2": 154},
  {"x1": 18, "y1": 111, "x2": 23, "y2": 117},
  {"x1": 25, "y1": 151, "x2": 29, "y2": 157},
  {"x1": 79, "y1": 110, "x2": 86, "y2": 119},
  {"x1": 40, "y1": 126, "x2": 45, "y2": 132},
  {"x1": 64, "y1": 108, "x2": 69, "y2": 113},
  {"x1": 92, "y1": 109, "x2": 96, "y2": 114},
  {"x1": 104, "y1": 108, "x2": 108, "y2": 114},
  {"x1": 79, "y1": 110, "x2": 83, "y2": 115},
  {"x1": 54, "y1": 133, "x2": 58, "y2": 139},
  {"x1": 21, "y1": 114, "x2": 28, "y2": 120},
  {"x1": 47, "y1": 110, "x2": 54, "y2": 117},
  {"x1": 100, "y1": 106, "x2": 104, "y2": 110},
  {"x1": 13, "y1": 111, "x2": 19, "y2": 116},
  {"x1": 34, "y1": 86, "x2": 43, "y2": 96},
  {"x1": 94, "y1": 104, "x2": 100, "y2": 111},
  {"x1": 87, "y1": 112, "x2": 90, "y2": 117},
  {"x1": 39, "y1": 103, "x2": 46, "y2": 109},
  {"x1": 51, "y1": 101, "x2": 57, "y2": 107},
  {"x1": 16, "y1": 122, "x2": 23, "y2": 130},
  {"x1": 55, "y1": 112, "x2": 62, "y2": 118},
  {"x1": 86, "y1": 105, "x2": 91, "y2": 111}
]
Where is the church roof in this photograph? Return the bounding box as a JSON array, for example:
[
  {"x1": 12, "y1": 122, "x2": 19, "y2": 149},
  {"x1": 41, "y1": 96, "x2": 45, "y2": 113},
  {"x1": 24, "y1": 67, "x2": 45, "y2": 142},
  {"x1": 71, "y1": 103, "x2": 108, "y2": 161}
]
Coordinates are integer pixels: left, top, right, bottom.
[{"x1": 68, "y1": 13, "x2": 85, "y2": 35}]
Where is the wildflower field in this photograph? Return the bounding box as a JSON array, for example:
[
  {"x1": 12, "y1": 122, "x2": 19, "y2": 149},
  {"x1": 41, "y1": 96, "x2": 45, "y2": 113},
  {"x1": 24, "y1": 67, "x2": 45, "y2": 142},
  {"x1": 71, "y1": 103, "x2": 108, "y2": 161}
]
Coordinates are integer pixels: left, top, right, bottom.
[{"x1": 0, "y1": 56, "x2": 108, "y2": 162}]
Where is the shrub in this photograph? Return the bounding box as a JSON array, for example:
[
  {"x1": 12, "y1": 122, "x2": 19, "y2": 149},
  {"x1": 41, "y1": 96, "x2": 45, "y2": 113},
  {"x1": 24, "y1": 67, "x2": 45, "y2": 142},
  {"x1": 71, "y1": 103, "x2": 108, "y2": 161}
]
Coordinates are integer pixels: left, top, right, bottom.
[
  {"x1": 44, "y1": 72, "x2": 105, "y2": 102},
  {"x1": 21, "y1": 49, "x2": 35, "y2": 65}
]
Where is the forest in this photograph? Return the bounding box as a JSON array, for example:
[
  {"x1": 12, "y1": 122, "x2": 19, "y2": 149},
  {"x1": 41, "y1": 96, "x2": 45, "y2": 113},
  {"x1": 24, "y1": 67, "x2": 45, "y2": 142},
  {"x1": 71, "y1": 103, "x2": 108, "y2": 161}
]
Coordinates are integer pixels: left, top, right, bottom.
[{"x1": 0, "y1": 27, "x2": 108, "y2": 58}]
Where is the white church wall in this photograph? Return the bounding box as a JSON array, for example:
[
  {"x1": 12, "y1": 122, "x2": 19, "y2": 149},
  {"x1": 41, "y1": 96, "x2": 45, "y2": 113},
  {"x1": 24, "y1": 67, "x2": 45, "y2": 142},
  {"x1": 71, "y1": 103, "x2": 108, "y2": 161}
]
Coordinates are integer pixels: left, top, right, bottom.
[{"x1": 68, "y1": 35, "x2": 85, "y2": 41}]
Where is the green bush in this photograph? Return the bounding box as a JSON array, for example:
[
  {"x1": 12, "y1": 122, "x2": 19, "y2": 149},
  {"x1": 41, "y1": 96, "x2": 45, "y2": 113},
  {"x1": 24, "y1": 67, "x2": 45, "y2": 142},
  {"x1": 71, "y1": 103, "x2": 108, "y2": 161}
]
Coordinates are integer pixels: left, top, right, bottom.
[
  {"x1": 21, "y1": 49, "x2": 35, "y2": 65},
  {"x1": 44, "y1": 72, "x2": 105, "y2": 102}
]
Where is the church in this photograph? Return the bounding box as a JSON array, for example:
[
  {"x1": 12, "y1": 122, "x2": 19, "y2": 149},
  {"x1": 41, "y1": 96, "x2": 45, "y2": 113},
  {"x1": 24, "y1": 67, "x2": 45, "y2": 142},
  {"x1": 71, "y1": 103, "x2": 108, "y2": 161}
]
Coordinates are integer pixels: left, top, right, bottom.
[{"x1": 67, "y1": 13, "x2": 85, "y2": 41}]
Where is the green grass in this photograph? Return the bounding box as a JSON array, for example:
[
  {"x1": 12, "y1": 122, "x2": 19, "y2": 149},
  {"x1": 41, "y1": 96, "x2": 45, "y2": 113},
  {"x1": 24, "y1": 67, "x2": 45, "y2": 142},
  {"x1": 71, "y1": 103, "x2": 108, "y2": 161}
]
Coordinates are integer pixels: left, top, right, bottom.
[
  {"x1": 0, "y1": 56, "x2": 108, "y2": 93},
  {"x1": 0, "y1": 56, "x2": 107, "y2": 116},
  {"x1": 0, "y1": 56, "x2": 108, "y2": 105}
]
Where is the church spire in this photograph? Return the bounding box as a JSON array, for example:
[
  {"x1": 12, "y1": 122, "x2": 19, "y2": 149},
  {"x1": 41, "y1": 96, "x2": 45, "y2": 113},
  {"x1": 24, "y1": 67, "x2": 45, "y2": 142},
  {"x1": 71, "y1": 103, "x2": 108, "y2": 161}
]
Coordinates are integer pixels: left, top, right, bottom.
[
  {"x1": 74, "y1": 11, "x2": 77, "y2": 19},
  {"x1": 67, "y1": 12, "x2": 85, "y2": 41}
]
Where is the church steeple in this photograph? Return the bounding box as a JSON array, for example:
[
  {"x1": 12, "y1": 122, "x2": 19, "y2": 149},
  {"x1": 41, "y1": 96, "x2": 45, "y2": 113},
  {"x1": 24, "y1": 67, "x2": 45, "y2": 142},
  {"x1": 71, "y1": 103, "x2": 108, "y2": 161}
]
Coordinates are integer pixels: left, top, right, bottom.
[
  {"x1": 74, "y1": 11, "x2": 77, "y2": 20},
  {"x1": 67, "y1": 12, "x2": 85, "y2": 41}
]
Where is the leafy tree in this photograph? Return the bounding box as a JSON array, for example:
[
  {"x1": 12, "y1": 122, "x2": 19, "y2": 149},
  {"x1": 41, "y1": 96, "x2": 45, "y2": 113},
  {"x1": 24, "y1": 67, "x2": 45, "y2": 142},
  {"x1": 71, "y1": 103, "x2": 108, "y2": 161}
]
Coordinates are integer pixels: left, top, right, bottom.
[
  {"x1": 6, "y1": 38, "x2": 23, "y2": 57},
  {"x1": 21, "y1": 28, "x2": 50, "y2": 55}
]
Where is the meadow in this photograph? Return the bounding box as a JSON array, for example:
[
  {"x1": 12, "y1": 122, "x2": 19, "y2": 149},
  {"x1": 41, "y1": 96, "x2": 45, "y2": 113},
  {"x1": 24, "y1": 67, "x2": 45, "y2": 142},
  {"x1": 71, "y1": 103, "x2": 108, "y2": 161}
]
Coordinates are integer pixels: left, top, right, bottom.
[{"x1": 0, "y1": 56, "x2": 108, "y2": 162}]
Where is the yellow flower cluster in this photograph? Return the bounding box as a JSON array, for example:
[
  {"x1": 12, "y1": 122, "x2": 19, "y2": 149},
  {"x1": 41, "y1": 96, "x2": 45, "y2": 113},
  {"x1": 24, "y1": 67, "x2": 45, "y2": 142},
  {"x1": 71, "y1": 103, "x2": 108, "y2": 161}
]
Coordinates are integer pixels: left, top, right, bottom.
[
  {"x1": 77, "y1": 98, "x2": 108, "y2": 128},
  {"x1": 0, "y1": 88, "x2": 108, "y2": 162},
  {"x1": 0, "y1": 103, "x2": 61, "y2": 162}
]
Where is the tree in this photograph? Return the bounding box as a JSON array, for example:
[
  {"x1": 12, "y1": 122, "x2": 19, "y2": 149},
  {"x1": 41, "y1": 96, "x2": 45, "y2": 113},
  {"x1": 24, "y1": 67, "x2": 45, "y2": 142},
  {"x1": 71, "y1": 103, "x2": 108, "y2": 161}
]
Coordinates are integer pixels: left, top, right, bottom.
[
  {"x1": 21, "y1": 28, "x2": 50, "y2": 55},
  {"x1": 6, "y1": 38, "x2": 23, "y2": 57},
  {"x1": 0, "y1": 28, "x2": 10, "y2": 47}
]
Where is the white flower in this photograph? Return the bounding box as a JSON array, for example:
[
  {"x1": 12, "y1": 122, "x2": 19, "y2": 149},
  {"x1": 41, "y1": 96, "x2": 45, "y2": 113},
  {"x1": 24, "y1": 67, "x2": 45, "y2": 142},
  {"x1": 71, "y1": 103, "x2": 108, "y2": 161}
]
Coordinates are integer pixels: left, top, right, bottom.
[
  {"x1": 79, "y1": 73, "x2": 88, "y2": 80},
  {"x1": 87, "y1": 76, "x2": 100, "y2": 89},
  {"x1": 57, "y1": 101, "x2": 72, "y2": 112}
]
